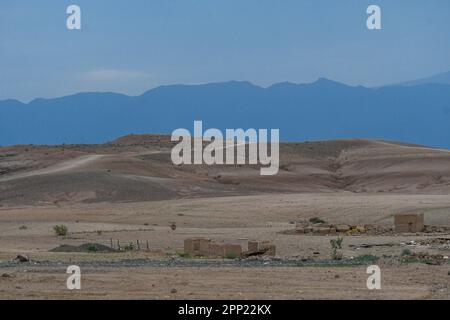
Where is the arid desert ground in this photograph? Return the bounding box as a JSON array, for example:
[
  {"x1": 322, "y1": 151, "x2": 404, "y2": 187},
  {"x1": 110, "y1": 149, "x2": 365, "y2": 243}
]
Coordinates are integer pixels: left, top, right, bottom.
[{"x1": 1, "y1": 135, "x2": 450, "y2": 299}]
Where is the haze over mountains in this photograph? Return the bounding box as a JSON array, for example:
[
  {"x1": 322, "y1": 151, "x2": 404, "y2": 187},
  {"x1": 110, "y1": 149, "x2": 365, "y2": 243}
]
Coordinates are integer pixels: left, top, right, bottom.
[
  {"x1": 395, "y1": 71, "x2": 450, "y2": 87},
  {"x1": 1, "y1": 74, "x2": 450, "y2": 148}
]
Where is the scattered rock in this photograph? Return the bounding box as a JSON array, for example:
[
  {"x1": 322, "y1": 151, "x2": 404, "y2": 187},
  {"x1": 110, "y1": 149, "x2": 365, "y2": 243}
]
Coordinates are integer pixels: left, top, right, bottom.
[
  {"x1": 405, "y1": 252, "x2": 446, "y2": 265},
  {"x1": 50, "y1": 243, "x2": 116, "y2": 253},
  {"x1": 287, "y1": 221, "x2": 450, "y2": 237},
  {"x1": 336, "y1": 225, "x2": 350, "y2": 233},
  {"x1": 356, "y1": 226, "x2": 366, "y2": 233},
  {"x1": 313, "y1": 227, "x2": 331, "y2": 235},
  {"x1": 14, "y1": 255, "x2": 29, "y2": 263},
  {"x1": 170, "y1": 288, "x2": 178, "y2": 294},
  {"x1": 287, "y1": 222, "x2": 375, "y2": 236},
  {"x1": 244, "y1": 241, "x2": 276, "y2": 257},
  {"x1": 259, "y1": 242, "x2": 276, "y2": 256},
  {"x1": 304, "y1": 227, "x2": 313, "y2": 234}
]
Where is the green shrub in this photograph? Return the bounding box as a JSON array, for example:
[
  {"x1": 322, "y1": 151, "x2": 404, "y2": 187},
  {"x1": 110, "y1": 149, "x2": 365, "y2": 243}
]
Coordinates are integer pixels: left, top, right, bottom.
[
  {"x1": 330, "y1": 236, "x2": 344, "y2": 260},
  {"x1": 177, "y1": 251, "x2": 190, "y2": 258},
  {"x1": 87, "y1": 244, "x2": 98, "y2": 252},
  {"x1": 123, "y1": 243, "x2": 134, "y2": 251},
  {"x1": 0, "y1": 153, "x2": 17, "y2": 158},
  {"x1": 225, "y1": 252, "x2": 238, "y2": 259},
  {"x1": 53, "y1": 225, "x2": 68, "y2": 236},
  {"x1": 19, "y1": 225, "x2": 28, "y2": 230},
  {"x1": 401, "y1": 248, "x2": 412, "y2": 256},
  {"x1": 309, "y1": 217, "x2": 326, "y2": 224},
  {"x1": 354, "y1": 254, "x2": 379, "y2": 264}
]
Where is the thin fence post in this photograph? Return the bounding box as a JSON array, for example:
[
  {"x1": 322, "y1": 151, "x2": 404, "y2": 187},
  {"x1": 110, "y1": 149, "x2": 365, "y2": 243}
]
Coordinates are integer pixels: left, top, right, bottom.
[
  {"x1": 110, "y1": 238, "x2": 113, "y2": 249},
  {"x1": 137, "y1": 240, "x2": 140, "y2": 250},
  {"x1": 117, "y1": 239, "x2": 120, "y2": 250},
  {"x1": 146, "y1": 240, "x2": 149, "y2": 250}
]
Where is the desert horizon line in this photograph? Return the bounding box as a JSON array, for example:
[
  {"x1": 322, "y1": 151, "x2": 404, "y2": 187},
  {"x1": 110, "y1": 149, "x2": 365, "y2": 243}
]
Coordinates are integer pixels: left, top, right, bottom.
[{"x1": 4, "y1": 134, "x2": 448, "y2": 153}]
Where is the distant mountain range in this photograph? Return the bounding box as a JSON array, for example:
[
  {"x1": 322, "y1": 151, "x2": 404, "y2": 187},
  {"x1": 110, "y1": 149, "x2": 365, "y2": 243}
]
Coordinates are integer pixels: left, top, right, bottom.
[
  {"x1": 1, "y1": 75, "x2": 450, "y2": 148},
  {"x1": 394, "y1": 71, "x2": 450, "y2": 87}
]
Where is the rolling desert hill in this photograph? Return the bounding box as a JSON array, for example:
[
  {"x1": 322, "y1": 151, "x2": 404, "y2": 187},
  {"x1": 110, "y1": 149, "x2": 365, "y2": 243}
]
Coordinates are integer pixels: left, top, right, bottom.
[{"x1": 0, "y1": 136, "x2": 449, "y2": 206}]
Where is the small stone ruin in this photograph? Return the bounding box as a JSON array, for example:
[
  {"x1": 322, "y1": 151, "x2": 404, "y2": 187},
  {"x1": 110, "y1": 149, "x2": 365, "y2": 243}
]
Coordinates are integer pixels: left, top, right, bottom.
[{"x1": 184, "y1": 238, "x2": 276, "y2": 258}]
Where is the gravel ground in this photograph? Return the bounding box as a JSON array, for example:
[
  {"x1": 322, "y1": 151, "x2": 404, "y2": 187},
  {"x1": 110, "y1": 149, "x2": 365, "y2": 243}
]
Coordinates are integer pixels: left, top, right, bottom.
[{"x1": 0, "y1": 256, "x2": 382, "y2": 269}]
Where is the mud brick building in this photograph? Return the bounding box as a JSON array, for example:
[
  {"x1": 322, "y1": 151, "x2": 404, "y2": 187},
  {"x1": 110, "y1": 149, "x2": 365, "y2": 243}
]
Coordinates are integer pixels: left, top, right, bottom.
[
  {"x1": 184, "y1": 237, "x2": 212, "y2": 256},
  {"x1": 394, "y1": 213, "x2": 424, "y2": 233}
]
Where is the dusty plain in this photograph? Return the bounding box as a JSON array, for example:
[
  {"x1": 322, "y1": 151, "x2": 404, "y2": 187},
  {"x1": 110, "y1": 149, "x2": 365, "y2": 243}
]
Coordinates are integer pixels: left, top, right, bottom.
[{"x1": 1, "y1": 136, "x2": 450, "y2": 299}]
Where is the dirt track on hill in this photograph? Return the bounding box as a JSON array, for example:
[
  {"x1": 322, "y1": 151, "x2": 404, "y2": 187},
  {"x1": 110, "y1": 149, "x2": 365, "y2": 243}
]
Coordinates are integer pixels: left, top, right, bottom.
[{"x1": 0, "y1": 154, "x2": 105, "y2": 182}]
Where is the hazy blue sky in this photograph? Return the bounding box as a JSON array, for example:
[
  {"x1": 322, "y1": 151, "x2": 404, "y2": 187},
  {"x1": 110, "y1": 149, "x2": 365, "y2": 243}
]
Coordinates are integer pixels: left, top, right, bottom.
[{"x1": 1, "y1": 0, "x2": 450, "y2": 101}]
